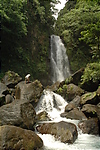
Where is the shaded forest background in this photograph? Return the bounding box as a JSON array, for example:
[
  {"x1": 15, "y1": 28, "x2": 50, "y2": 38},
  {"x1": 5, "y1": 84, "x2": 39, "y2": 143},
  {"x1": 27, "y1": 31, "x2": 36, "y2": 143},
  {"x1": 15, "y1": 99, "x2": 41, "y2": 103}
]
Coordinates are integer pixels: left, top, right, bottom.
[{"x1": 1, "y1": 0, "x2": 100, "y2": 85}]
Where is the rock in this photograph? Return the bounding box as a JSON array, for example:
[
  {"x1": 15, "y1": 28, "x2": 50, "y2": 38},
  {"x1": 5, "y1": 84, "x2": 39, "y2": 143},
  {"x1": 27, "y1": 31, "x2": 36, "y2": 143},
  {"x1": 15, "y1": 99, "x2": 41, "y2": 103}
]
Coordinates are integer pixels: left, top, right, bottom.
[
  {"x1": 0, "y1": 99, "x2": 36, "y2": 130},
  {"x1": 70, "y1": 95, "x2": 81, "y2": 107},
  {"x1": 81, "y1": 104, "x2": 98, "y2": 118},
  {"x1": 0, "y1": 125, "x2": 43, "y2": 150},
  {"x1": 61, "y1": 108, "x2": 87, "y2": 120},
  {"x1": 0, "y1": 82, "x2": 8, "y2": 106},
  {"x1": 66, "y1": 84, "x2": 84, "y2": 102},
  {"x1": 78, "y1": 118, "x2": 99, "y2": 135},
  {"x1": 65, "y1": 103, "x2": 76, "y2": 112},
  {"x1": 36, "y1": 121, "x2": 78, "y2": 144},
  {"x1": 0, "y1": 94, "x2": 5, "y2": 107},
  {"x1": 80, "y1": 92, "x2": 98, "y2": 105},
  {"x1": 0, "y1": 82, "x2": 8, "y2": 95},
  {"x1": 36, "y1": 111, "x2": 51, "y2": 121},
  {"x1": 5, "y1": 94, "x2": 14, "y2": 104},
  {"x1": 65, "y1": 96, "x2": 81, "y2": 113},
  {"x1": 46, "y1": 81, "x2": 60, "y2": 92},
  {"x1": 71, "y1": 68, "x2": 84, "y2": 85},
  {"x1": 15, "y1": 80, "x2": 43, "y2": 106},
  {"x1": 1, "y1": 71, "x2": 22, "y2": 88}
]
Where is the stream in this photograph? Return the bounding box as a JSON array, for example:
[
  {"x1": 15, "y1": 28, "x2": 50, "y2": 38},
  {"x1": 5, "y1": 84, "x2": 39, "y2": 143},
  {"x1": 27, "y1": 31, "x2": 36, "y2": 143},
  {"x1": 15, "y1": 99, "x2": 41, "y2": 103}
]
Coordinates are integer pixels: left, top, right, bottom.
[{"x1": 35, "y1": 90, "x2": 100, "y2": 150}]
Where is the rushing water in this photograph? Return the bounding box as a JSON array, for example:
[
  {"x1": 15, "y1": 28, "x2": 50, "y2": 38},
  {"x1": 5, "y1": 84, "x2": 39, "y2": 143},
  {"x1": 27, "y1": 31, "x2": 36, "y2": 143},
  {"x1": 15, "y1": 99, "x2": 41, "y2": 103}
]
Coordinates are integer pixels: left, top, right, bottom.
[
  {"x1": 35, "y1": 90, "x2": 100, "y2": 150},
  {"x1": 50, "y1": 35, "x2": 71, "y2": 83}
]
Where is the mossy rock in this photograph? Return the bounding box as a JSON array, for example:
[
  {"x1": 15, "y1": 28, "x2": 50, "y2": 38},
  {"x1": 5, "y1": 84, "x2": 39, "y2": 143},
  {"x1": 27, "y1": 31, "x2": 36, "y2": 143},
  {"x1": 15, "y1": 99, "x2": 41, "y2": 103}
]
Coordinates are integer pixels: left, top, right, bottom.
[
  {"x1": 1, "y1": 71, "x2": 22, "y2": 88},
  {"x1": 80, "y1": 92, "x2": 98, "y2": 105}
]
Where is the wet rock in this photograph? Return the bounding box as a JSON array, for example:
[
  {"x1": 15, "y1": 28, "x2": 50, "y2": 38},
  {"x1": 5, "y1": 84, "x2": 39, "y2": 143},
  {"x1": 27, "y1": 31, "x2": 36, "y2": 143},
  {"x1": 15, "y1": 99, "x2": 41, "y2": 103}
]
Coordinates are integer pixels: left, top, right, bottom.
[
  {"x1": 36, "y1": 121, "x2": 78, "y2": 144},
  {"x1": 80, "y1": 92, "x2": 98, "y2": 105},
  {"x1": 65, "y1": 103, "x2": 76, "y2": 112},
  {"x1": 15, "y1": 80, "x2": 43, "y2": 107},
  {"x1": 78, "y1": 118, "x2": 99, "y2": 135},
  {"x1": 0, "y1": 99, "x2": 36, "y2": 130},
  {"x1": 70, "y1": 95, "x2": 81, "y2": 107},
  {"x1": 81, "y1": 104, "x2": 98, "y2": 118},
  {"x1": 0, "y1": 125, "x2": 43, "y2": 150},
  {"x1": 1, "y1": 71, "x2": 22, "y2": 88},
  {"x1": 36, "y1": 111, "x2": 51, "y2": 121},
  {"x1": 66, "y1": 84, "x2": 84, "y2": 102},
  {"x1": 46, "y1": 81, "x2": 60, "y2": 92},
  {"x1": 61, "y1": 108, "x2": 87, "y2": 120}
]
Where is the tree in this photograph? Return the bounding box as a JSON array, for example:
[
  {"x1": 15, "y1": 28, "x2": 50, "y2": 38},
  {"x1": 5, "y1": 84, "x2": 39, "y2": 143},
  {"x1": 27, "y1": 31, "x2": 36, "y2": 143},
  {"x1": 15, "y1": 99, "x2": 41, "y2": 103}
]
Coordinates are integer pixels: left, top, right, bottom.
[
  {"x1": 79, "y1": 22, "x2": 100, "y2": 59},
  {"x1": 1, "y1": 0, "x2": 27, "y2": 69},
  {"x1": 55, "y1": 0, "x2": 100, "y2": 72}
]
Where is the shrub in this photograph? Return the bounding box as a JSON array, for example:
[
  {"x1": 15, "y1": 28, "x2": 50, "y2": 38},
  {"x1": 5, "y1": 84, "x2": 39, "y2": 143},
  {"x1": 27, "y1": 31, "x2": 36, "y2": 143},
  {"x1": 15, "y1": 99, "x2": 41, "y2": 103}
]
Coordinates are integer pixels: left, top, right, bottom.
[{"x1": 81, "y1": 62, "x2": 100, "y2": 85}]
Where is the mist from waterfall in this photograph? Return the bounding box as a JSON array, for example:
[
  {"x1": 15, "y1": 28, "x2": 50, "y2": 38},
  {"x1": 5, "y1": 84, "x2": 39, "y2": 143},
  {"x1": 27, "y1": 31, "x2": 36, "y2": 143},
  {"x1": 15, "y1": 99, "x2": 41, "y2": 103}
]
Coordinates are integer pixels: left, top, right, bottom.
[{"x1": 50, "y1": 35, "x2": 71, "y2": 83}]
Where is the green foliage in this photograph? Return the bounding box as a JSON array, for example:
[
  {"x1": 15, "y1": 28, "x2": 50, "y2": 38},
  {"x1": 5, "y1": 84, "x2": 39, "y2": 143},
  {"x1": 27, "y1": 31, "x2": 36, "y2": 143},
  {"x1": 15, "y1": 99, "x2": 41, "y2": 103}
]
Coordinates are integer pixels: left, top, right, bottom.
[
  {"x1": 81, "y1": 62, "x2": 100, "y2": 85},
  {"x1": 79, "y1": 22, "x2": 100, "y2": 59},
  {"x1": 1, "y1": 0, "x2": 59, "y2": 82},
  {"x1": 55, "y1": 0, "x2": 100, "y2": 72}
]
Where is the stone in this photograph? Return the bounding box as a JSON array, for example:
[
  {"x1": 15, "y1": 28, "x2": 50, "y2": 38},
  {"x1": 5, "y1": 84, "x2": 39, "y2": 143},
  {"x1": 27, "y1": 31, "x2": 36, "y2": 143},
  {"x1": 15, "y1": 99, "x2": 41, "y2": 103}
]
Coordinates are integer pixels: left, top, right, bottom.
[
  {"x1": 0, "y1": 99, "x2": 36, "y2": 130},
  {"x1": 15, "y1": 80, "x2": 43, "y2": 107},
  {"x1": 81, "y1": 104, "x2": 98, "y2": 118},
  {"x1": 80, "y1": 92, "x2": 98, "y2": 105},
  {"x1": 36, "y1": 121, "x2": 78, "y2": 144},
  {"x1": 5, "y1": 94, "x2": 14, "y2": 104},
  {"x1": 78, "y1": 118, "x2": 99, "y2": 135},
  {"x1": 0, "y1": 125, "x2": 43, "y2": 150},
  {"x1": 1, "y1": 71, "x2": 22, "y2": 88},
  {"x1": 36, "y1": 111, "x2": 51, "y2": 121},
  {"x1": 66, "y1": 84, "x2": 84, "y2": 102},
  {"x1": 65, "y1": 103, "x2": 76, "y2": 112},
  {"x1": 61, "y1": 108, "x2": 87, "y2": 120}
]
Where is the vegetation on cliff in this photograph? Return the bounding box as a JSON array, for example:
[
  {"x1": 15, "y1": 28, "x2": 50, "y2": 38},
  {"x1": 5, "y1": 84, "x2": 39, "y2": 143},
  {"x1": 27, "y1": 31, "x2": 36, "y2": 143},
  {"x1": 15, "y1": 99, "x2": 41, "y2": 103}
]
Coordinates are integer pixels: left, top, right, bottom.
[
  {"x1": 1, "y1": 0, "x2": 100, "y2": 85},
  {"x1": 1, "y1": 0, "x2": 59, "y2": 82},
  {"x1": 55, "y1": 0, "x2": 100, "y2": 72}
]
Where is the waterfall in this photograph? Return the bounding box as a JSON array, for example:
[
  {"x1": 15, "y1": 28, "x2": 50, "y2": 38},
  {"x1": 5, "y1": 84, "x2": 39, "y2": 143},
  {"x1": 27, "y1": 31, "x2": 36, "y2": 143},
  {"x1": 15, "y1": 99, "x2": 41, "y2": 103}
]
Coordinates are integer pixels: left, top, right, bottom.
[
  {"x1": 50, "y1": 35, "x2": 71, "y2": 83},
  {"x1": 35, "y1": 89, "x2": 67, "y2": 120}
]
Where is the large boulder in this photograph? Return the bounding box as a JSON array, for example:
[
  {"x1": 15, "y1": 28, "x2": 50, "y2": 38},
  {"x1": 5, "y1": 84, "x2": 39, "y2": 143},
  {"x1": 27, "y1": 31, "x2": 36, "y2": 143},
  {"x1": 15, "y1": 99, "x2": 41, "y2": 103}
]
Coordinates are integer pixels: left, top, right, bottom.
[
  {"x1": 15, "y1": 80, "x2": 43, "y2": 106},
  {"x1": 1, "y1": 71, "x2": 22, "y2": 88},
  {"x1": 66, "y1": 84, "x2": 84, "y2": 102},
  {"x1": 70, "y1": 95, "x2": 81, "y2": 107},
  {"x1": 36, "y1": 121, "x2": 78, "y2": 144},
  {"x1": 80, "y1": 92, "x2": 98, "y2": 105},
  {"x1": 65, "y1": 95, "x2": 81, "y2": 113},
  {"x1": 0, "y1": 99, "x2": 36, "y2": 130},
  {"x1": 78, "y1": 118, "x2": 99, "y2": 135},
  {"x1": 61, "y1": 108, "x2": 87, "y2": 120},
  {"x1": 0, "y1": 125, "x2": 43, "y2": 150},
  {"x1": 81, "y1": 104, "x2": 98, "y2": 118},
  {"x1": 5, "y1": 94, "x2": 14, "y2": 104}
]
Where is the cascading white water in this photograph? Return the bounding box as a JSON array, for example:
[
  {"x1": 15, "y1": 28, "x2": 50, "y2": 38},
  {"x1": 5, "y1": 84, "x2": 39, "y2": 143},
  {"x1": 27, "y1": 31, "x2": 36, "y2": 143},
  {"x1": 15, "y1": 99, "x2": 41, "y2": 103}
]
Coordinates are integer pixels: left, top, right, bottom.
[
  {"x1": 35, "y1": 90, "x2": 100, "y2": 150},
  {"x1": 50, "y1": 35, "x2": 71, "y2": 83},
  {"x1": 35, "y1": 89, "x2": 68, "y2": 120}
]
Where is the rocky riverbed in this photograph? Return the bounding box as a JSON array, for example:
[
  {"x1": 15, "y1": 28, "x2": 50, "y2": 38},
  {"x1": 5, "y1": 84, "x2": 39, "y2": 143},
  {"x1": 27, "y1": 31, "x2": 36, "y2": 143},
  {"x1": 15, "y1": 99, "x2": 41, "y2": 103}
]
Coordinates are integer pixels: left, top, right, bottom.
[{"x1": 0, "y1": 70, "x2": 100, "y2": 149}]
